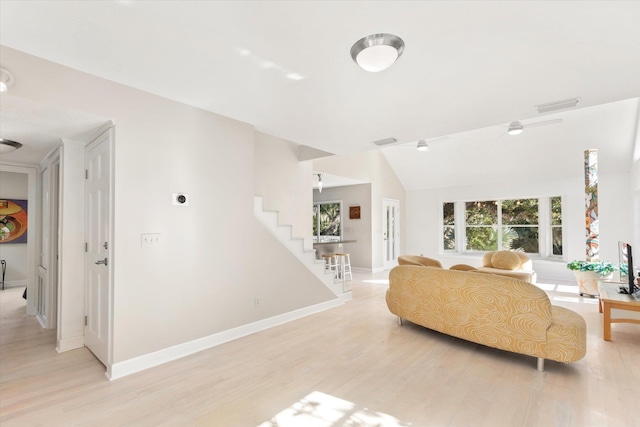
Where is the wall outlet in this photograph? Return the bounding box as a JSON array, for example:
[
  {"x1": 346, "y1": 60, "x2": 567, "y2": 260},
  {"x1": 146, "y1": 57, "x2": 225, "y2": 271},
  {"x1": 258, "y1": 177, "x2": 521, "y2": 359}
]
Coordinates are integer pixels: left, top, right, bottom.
[{"x1": 141, "y1": 233, "x2": 161, "y2": 247}]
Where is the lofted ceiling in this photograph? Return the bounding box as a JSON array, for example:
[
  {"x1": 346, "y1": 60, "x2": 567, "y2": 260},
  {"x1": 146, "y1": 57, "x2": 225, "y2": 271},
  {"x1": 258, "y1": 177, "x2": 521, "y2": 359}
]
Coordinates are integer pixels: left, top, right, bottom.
[{"x1": 0, "y1": 1, "x2": 639, "y2": 188}]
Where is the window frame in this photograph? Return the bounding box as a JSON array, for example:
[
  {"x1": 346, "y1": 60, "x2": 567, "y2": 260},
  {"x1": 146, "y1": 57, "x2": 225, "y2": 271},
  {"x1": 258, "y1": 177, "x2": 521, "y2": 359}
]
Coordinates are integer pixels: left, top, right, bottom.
[
  {"x1": 312, "y1": 200, "x2": 343, "y2": 243},
  {"x1": 441, "y1": 197, "x2": 562, "y2": 259}
]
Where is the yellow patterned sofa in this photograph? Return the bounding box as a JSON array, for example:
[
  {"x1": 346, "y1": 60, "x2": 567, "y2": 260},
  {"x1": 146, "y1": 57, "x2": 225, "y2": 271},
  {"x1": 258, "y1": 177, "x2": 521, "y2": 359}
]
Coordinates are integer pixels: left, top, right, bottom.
[{"x1": 386, "y1": 265, "x2": 586, "y2": 371}]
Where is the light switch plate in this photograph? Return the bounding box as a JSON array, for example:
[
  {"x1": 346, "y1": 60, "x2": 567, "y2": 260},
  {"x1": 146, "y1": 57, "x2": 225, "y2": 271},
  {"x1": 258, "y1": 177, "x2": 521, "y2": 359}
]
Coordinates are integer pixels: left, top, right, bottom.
[{"x1": 141, "y1": 233, "x2": 161, "y2": 247}]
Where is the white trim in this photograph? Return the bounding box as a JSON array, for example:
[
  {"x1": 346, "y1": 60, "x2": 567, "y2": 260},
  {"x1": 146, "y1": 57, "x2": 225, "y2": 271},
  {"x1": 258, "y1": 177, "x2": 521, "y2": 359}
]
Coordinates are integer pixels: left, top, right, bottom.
[
  {"x1": 56, "y1": 335, "x2": 84, "y2": 353},
  {"x1": 107, "y1": 297, "x2": 344, "y2": 380}
]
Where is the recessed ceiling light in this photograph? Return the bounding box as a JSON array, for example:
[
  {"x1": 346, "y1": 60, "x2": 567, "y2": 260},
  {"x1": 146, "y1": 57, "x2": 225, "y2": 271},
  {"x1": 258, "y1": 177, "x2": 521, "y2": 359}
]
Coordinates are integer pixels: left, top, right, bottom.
[
  {"x1": 350, "y1": 33, "x2": 404, "y2": 72},
  {"x1": 286, "y1": 72, "x2": 305, "y2": 81}
]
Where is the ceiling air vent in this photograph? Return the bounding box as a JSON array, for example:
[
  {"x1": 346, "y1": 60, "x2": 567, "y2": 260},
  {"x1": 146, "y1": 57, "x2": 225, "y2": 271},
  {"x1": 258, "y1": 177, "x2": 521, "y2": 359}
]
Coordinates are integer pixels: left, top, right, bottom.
[
  {"x1": 535, "y1": 97, "x2": 580, "y2": 114},
  {"x1": 372, "y1": 137, "x2": 398, "y2": 147}
]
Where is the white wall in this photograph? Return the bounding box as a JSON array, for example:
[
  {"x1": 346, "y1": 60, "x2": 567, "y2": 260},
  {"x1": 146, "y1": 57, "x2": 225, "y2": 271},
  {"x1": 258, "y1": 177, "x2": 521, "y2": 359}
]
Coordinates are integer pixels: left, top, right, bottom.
[
  {"x1": 2, "y1": 46, "x2": 337, "y2": 369},
  {"x1": 314, "y1": 149, "x2": 406, "y2": 271},
  {"x1": 0, "y1": 171, "x2": 28, "y2": 286},
  {"x1": 313, "y1": 184, "x2": 372, "y2": 270},
  {"x1": 254, "y1": 131, "x2": 312, "y2": 239},
  {"x1": 406, "y1": 171, "x2": 633, "y2": 283}
]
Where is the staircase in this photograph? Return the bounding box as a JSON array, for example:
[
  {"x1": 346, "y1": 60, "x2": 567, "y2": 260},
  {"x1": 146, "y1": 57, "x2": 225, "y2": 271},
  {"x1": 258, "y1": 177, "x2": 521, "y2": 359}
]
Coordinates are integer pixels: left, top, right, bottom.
[{"x1": 253, "y1": 196, "x2": 351, "y2": 299}]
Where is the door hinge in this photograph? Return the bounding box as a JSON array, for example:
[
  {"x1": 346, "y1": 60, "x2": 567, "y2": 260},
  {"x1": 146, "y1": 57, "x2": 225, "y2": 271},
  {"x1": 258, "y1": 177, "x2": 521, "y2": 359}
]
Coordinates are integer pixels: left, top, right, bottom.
[
  {"x1": 84, "y1": 316, "x2": 88, "y2": 326},
  {"x1": 85, "y1": 242, "x2": 88, "y2": 252},
  {"x1": 85, "y1": 169, "x2": 89, "y2": 179}
]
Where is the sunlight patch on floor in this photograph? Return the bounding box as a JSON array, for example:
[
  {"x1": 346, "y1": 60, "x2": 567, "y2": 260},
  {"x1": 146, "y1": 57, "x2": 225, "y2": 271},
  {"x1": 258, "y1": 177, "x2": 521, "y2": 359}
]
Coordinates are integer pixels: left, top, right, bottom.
[
  {"x1": 362, "y1": 279, "x2": 390, "y2": 285},
  {"x1": 258, "y1": 391, "x2": 412, "y2": 427}
]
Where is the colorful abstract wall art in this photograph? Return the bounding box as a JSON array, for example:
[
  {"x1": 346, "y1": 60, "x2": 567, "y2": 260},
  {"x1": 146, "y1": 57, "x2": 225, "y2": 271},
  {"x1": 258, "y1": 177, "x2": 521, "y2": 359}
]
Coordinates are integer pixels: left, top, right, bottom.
[
  {"x1": 584, "y1": 149, "x2": 598, "y2": 261},
  {"x1": 0, "y1": 199, "x2": 28, "y2": 244}
]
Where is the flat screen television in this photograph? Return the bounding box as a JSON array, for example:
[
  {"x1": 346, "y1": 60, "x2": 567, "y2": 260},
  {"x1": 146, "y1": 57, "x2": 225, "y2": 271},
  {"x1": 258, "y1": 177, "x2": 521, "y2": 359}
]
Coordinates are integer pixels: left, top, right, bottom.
[{"x1": 618, "y1": 241, "x2": 636, "y2": 295}]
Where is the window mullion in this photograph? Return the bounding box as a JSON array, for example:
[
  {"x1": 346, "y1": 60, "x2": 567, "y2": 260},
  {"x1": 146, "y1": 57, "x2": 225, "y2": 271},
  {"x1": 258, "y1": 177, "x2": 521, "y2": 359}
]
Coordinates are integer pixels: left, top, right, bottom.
[{"x1": 497, "y1": 201, "x2": 503, "y2": 250}]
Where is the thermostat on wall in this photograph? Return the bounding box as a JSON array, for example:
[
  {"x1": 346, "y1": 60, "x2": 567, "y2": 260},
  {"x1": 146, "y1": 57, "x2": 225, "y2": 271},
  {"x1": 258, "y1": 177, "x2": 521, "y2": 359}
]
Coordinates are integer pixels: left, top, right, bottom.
[{"x1": 172, "y1": 193, "x2": 189, "y2": 206}]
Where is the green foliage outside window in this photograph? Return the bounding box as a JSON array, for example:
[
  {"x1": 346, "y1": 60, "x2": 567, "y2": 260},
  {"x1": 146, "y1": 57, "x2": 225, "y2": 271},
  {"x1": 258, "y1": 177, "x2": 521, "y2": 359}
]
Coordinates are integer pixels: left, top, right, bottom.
[
  {"x1": 446, "y1": 197, "x2": 561, "y2": 255},
  {"x1": 465, "y1": 201, "x2": 498, "y2": 251},
  {"x1": 443, "y1": 202, "x2": 455, "y2": 250},
  {"x1": 313, "y1": 202, "x2": 341, "y2": 242}
]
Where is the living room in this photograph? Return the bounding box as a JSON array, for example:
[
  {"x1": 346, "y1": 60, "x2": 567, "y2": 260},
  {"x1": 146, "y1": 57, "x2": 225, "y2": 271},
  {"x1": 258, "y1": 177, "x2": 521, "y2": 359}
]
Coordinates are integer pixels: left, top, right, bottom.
[{"x1": 0, "y1": 1, "x2": 639, "y2": 425}]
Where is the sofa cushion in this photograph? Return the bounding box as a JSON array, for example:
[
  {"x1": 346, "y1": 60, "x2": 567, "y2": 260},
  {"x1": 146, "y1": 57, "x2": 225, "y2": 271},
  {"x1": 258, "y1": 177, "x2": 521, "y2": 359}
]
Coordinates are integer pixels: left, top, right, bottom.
[
  {"x1": 397, "y1": 255, "x2": 443, "y2": 268},
  {"x1": 449, "y1": 264, "x2": 478, "y2": 271},
  {"x1": 482, "y1": 251, "x2": 496, "y2": 267},
  {"x1": 491, "y1": 251, "x2": 521, "y2": 270}
]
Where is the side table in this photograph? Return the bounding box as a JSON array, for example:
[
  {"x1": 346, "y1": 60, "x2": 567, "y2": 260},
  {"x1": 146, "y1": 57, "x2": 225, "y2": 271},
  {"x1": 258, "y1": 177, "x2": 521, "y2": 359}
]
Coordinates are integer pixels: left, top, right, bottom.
[{"x1": 597, "y1": 281, "x2": 640, "y2": 341}]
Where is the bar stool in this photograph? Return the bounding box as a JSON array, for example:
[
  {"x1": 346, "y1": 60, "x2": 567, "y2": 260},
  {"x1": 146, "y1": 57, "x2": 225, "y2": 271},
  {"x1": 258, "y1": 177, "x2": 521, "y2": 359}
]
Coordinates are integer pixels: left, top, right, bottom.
[
  {"x1": 335, "y1": 253, "x2": 352, "y2": 281},
  {"x1": 321, "y1": 254, "x2": 338, "y2": 278}
]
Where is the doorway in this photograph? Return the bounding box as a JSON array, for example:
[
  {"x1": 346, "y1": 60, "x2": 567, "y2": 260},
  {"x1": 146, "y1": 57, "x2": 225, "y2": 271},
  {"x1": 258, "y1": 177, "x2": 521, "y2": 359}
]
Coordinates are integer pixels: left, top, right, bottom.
[
  {"x1": 84, "y1": 128, "x2": 113, "y2": 367},
  {"x1": 383, "y1": 198, "x2": 400, "y2": 270}
]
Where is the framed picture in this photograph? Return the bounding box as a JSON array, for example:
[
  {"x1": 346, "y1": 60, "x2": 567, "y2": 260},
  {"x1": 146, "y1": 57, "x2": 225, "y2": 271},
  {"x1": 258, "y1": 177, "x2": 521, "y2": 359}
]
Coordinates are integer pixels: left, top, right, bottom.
[
  {"x1": 349, "y1": 206, "x2": 361, "y2": 220},
  {"x1": 0, "y1": 199, "x2": 28, "y2": 244}
]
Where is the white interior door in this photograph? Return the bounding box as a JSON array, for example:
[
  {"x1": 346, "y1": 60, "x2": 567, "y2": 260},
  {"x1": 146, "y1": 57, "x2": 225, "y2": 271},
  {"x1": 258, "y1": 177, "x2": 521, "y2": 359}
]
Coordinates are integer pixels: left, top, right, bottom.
[
  {"x1": 383, "y1": 198, "x2": 400, "y2": 270},
  {"x1": 85, "y1": 129, "x2": 113, "y2": 366}
]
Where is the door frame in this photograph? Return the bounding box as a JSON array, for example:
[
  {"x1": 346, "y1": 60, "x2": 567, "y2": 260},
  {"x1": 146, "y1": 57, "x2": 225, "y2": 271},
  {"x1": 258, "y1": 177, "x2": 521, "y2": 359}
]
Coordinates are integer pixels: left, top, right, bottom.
[
  {"x1": 39, "y1": 149, "x2": 61, "y2": 329},
  {"x1": 0, "y1": 163, "x2": 38, "y2": 315}
]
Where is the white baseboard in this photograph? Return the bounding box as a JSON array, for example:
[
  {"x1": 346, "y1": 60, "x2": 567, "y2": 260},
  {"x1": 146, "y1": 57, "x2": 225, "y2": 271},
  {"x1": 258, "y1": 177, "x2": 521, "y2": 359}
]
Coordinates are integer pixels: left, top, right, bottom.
[
  {"x1": 2, "y1": 279, "x2": 27, "y2": 289},
  {"x1": 57, "y1": 336, "x2": 84, "y2": 353},
  {"x1": 107, "y1": 297, "x2": 344, "y2": 380}
]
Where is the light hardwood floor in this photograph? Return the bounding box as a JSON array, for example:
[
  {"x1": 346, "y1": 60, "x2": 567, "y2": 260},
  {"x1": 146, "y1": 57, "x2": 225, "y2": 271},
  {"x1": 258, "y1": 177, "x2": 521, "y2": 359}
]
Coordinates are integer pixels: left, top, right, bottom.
[{"x1": 1, "y1": 272, "x2": 639, "y2": 427}]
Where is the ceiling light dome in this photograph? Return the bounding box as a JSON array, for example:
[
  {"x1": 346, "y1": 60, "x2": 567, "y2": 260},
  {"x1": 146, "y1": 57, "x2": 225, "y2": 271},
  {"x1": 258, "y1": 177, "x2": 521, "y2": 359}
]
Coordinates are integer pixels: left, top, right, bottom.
[
  {"x1": 350, "y1": 33, "x2": 405, "y2": 72},
  {"x1": 416, "y1": 140, "x2": 429, "y2": 152},
  {"x1": 0, "y1": 68, "x2": 15, "y2": 93},
  {"x1": 0, "y1": 139, "x2": 23, "y2": 154},
  {"x1": 507, "y1": 121, "x2": 524, "y2": 135}
]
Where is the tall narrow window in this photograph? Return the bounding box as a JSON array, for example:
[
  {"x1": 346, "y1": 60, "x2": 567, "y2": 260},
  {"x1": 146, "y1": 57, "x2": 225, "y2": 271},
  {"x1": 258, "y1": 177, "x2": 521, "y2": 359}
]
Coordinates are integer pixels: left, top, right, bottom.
[
  {"x1": 501, "y1": 198, "x2": 539, "y2": 253},
  {"x1": 550, "y1": 196, "x2": 563, "y2": 255},
  {"x1": 312, "y1": 201, "x2": 341, "y2": 243},
  {"x1": 443, "y1": 202, "x2": 455, "y2": 251},
  {"x1": 465, "y1": 201, "x2": 498, "y2": 251}
]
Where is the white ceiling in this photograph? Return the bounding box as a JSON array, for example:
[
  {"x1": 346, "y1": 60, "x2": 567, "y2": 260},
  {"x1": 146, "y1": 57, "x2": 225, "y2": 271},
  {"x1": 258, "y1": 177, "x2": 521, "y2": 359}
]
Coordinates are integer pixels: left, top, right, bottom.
[{"x1": 0, "y1": 1, "x2": 639, "y2": 188}]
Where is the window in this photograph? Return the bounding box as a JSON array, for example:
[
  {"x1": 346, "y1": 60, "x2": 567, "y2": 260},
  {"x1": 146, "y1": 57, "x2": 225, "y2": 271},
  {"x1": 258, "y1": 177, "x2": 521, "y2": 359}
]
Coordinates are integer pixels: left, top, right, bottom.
[
  {"x1": 444, "y1": 197, "x2": 561, "y2": 256},
  {"x1": 501, "y1": 199, "x2": 539, "y2": 253},
  {"x1": 550, "y1": 196, "x2": 563, "y2": 256},
  {"x1": 312, "y1": 201, "x2": 341, "y2": 243},
  {"x1": 465, "y1": 201, "x2": 498, "y2": 251},
  {"x1": 442, "y1": 202, "x2": 455, "y2": 251}
]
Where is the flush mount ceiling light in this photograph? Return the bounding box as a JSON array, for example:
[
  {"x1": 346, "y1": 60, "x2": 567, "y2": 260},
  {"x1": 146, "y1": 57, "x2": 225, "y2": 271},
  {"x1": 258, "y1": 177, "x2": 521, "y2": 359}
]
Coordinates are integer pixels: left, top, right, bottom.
[
  {"x1": 507, "y1": 121, "x2": 524, "y2": 135},
  {"x1": 506, "y1": 118, "x2": 563, "y2": 136},
  {"x1": 350, "y1": 33, "x2": 404, "y2": 72},
  {"x1": 416, "y1": 140, "x2": 429, "y2": 152},
  {"x1": 0, "y1": 139, "x2": 23, "y2": 154},
  {"x1": 0, "y1": 68, "x2": 15, "y2": 93}
]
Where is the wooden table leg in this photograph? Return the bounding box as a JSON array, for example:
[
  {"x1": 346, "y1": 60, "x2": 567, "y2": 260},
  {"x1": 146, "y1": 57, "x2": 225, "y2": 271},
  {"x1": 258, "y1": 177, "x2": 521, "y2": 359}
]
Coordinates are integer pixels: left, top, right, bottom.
[{"x1": 602, "y1": 301, "x2": 612, "y2": 341}]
